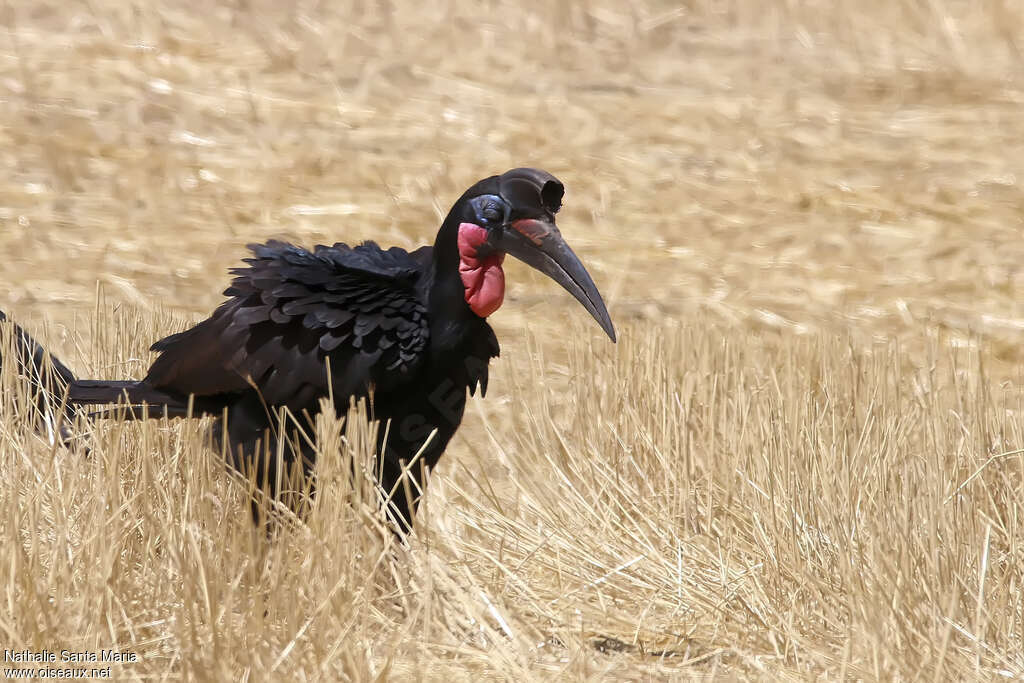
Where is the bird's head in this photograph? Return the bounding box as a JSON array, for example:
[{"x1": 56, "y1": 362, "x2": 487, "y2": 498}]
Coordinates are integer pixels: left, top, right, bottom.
[{"x1": 451, "y1": 168, "x2": 616, "y2": 342}]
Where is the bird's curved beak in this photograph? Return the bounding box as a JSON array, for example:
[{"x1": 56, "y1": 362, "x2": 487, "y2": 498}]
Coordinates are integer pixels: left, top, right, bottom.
[{"x1": 495, "y1": 217, "x2": 616, "y2": 342}]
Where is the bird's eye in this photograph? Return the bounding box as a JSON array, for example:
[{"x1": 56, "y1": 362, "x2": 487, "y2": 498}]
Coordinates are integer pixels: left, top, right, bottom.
[
  {"x1": 471, "y1": 195, "x2": 507, "y2": 226},
  {"x1": 481, "y1": 204, "x2": 501, "y2": 224}
]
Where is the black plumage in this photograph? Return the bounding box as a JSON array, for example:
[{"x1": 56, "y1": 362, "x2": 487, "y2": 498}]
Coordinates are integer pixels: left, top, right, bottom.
[
  {"x1": 1, "y1": 168, "x2": 616, "y2": 532},
  {"x1": 0, "y1": 310, "x2": 77, "y2": 444}
]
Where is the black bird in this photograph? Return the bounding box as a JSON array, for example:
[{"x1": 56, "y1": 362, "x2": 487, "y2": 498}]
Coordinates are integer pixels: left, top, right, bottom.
[{"x1": 1, "y1": 168, "x2": 616, "y2": 531}]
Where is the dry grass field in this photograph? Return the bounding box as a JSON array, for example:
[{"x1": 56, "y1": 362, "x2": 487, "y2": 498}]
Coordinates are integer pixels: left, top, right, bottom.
[{"x1": 3, "y1": 0, "x2": 1024, "y2": 679}]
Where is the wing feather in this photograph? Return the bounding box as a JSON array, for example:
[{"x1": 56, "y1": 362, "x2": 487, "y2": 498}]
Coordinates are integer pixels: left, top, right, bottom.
[{"x1": 144, "y1": 240, "x2": 430, "y2": 411}]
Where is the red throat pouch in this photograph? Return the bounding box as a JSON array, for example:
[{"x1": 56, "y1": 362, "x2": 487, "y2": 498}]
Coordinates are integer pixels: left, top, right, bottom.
[{"x1": 457, "y1": 222, "x2": 505, "y2": 317}]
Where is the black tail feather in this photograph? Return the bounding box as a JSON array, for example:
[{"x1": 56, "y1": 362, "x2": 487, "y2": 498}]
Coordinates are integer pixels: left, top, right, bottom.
[
  {"x1": 0, "y1": 311, "x2": 78, "y2": 441},
  {"x1": 0, "y1": 310, "x2": 77, "y2": 389},
  {"x1": 0, "y1": 312, "x2": 193, "y2": 431},
  {"x1": 69, "y1": 379, "x2": 184, "y2": 408}
]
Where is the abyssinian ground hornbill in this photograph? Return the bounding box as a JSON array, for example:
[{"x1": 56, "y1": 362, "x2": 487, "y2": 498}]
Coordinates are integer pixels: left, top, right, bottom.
[{"x1": 1, "y1": 168, "x2": 615, "y2": 531}]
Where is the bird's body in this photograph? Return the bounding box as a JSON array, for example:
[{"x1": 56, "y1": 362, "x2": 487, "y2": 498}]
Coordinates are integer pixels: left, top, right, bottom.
[
  {"x1": 2, "y1": 168, "x2": 615, "y2": 531},
  {"x1": 71, "y1": 239, "x2": 497, "y2": 527}
]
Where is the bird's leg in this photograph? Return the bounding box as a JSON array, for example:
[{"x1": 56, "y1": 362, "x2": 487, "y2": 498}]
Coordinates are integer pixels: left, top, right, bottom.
[
  {"x1": 219, "y1": 397, "x2": 323, "y2": 530},
  {"x1": 376, "y1": 435, "x2": 437, "y2": 537}
]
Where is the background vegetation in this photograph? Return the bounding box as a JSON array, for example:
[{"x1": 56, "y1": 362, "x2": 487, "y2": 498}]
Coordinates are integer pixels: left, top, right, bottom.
[{"x1": 2, "y1": 0, "x2": 1023, "y2": 678}]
